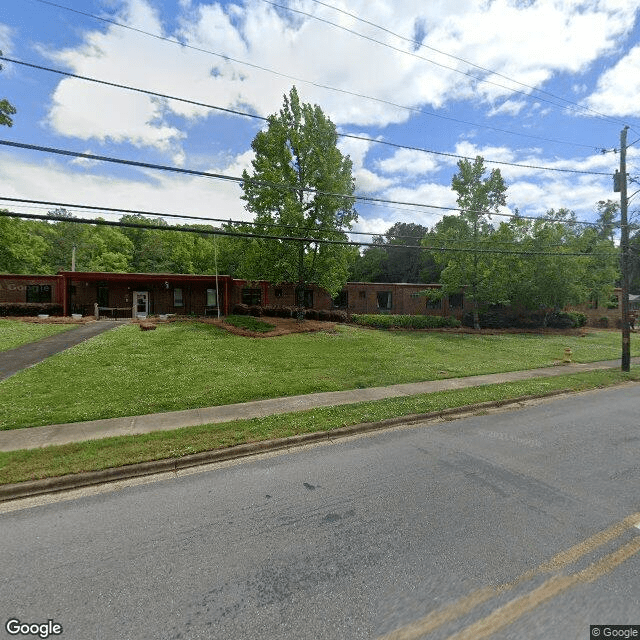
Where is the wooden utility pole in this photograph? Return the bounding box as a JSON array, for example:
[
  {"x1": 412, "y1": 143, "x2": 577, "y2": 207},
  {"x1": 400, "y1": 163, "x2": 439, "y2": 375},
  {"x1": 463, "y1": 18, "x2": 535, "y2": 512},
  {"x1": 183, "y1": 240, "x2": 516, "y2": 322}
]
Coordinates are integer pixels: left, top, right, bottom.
[{"x1": 619, "y1": 127, "x2": 631, "y2": 371}]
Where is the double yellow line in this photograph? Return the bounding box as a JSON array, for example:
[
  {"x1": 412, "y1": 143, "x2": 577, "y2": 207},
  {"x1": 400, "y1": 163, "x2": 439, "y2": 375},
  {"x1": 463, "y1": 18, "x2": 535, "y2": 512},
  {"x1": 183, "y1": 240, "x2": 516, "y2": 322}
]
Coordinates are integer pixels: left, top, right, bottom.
[{"x1": 379, "y1": 512, "x2": 640, "y2": 640}]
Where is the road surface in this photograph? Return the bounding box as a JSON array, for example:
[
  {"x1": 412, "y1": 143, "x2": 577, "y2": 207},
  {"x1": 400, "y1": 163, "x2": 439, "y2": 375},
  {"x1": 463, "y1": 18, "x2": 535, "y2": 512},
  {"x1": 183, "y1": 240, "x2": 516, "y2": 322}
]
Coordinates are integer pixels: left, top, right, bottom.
[{"x1": 1, "y1": 384, "x2": 639, "y2": 639}]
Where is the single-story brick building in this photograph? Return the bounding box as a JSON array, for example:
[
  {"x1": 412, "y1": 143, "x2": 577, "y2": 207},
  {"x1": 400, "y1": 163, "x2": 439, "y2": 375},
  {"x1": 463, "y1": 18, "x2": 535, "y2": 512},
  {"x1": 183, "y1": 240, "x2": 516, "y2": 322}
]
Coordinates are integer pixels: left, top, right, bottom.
[{"x1": 0, "y1": 271, "x2": 474, "y2": 319}]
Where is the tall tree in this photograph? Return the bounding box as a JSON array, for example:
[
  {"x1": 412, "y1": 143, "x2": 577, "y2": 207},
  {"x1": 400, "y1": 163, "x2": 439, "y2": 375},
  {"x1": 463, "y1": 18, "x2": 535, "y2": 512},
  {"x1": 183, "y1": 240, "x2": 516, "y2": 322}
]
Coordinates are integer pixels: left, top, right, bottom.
[
  {"x1": 435, "y1": 157, "x2": 507, "y2": 329},
  {"x1": 240, "y1": 87, "x2": 357, "y2": 311},
  {"x1": 0, "y1": 53, "x2": 17, "y2": 127},
  {"x1": 0, "y1": 213, "x2": 47, "y2": 273}
]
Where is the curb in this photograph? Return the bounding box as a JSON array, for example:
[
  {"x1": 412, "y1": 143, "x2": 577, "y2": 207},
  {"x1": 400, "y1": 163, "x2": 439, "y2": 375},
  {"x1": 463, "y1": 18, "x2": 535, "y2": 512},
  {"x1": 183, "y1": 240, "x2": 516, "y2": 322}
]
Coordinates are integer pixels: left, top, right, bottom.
[{"x1": 0, "y1": 388, "x2": 572, "y2": 503}]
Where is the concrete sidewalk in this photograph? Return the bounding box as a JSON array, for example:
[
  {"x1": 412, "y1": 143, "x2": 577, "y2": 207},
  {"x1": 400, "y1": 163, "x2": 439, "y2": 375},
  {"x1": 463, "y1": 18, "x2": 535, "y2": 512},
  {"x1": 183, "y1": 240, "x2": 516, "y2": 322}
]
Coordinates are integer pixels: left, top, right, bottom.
[{"x1": 1, "y1": 357, "x2": 638, "y2": 452}]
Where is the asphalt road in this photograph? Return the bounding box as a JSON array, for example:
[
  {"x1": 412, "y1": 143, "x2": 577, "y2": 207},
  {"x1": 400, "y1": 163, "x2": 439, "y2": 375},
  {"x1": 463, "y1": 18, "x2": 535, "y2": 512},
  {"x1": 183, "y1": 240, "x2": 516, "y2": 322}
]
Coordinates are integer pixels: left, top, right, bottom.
[{"x1": 1, "y1": 385, "x2": 639, "y2": 640}]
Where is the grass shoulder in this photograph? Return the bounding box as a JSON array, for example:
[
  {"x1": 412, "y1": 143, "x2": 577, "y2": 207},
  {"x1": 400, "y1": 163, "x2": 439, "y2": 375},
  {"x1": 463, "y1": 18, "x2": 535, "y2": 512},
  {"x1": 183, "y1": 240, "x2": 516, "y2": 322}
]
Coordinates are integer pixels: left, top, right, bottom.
[{"x1": 0, "y1": 368, "x2": 637, "y2": 486}]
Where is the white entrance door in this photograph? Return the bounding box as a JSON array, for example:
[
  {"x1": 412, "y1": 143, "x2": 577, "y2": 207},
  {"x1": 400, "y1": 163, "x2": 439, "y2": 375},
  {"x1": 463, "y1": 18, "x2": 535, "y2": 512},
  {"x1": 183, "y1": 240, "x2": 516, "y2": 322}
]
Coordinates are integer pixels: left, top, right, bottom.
[{"x1": 134, "y1": 291, "x2": 149, "y2": 318}]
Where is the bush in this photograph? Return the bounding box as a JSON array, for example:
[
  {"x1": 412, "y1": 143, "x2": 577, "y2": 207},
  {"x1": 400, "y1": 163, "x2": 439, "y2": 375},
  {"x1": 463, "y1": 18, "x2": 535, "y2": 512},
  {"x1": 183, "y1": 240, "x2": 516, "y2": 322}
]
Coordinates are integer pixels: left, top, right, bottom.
[
  {"x1": 351, "y1": 314, "x2": 461, "y2": 330},
  {"x1": 304, "y1": 309, "x2": 319, "y2": 320},
  {"x1": 318, "y1": 309, "x2": 331, "y2": 321},
  {"x1": 231, "y1": 303, "x2": 250, "y2": 316},
  {"x1": 248, "y1": 305, "x2": 263, "y2": 317},
  {"x1": 262, "y1": 305, "x2": 278, "y2": 317},
  {"x1": 547, "y1": 311, "x2": 587, "y2": 329},
  {"x1": 0, "y1": 302, "x2": 64, "y2": 317},
  {"x1": 329, "y1": 310, "x2": 348, "y2": 322}
]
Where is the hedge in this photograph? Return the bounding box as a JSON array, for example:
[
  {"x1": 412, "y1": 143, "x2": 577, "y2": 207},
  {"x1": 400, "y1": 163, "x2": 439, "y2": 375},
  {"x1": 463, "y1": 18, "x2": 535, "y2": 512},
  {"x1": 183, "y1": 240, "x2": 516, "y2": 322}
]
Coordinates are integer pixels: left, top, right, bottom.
[
  {"x1": 351, "y1": 314, "x2": 461, "y2": 330},
  {"x1": 0, "y1": 303, "x2": 64, "y2": 317}
]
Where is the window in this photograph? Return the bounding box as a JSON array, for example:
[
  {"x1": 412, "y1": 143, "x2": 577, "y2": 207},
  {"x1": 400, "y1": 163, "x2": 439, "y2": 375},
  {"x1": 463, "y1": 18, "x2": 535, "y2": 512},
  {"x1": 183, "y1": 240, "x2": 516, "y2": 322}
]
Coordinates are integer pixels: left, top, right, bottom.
[
  {"x1": 274, "y1": 288, "x2": 283, "y2": 299},
  {"x1": 449, "y1": 293, "x2": 464, "y2": 309},
  {"x1": 26, "y1": 285, "x2": 52, "y2": 303},
  {"x1": 174, "y1": 288, "x2": 184, "y2": 307},
  {"x1": 207, "y1": 288, "x2": 218, "y2": 307},
  {"x1": 426, "y1": 297, "x2": 442, "y2": 310},
  {"x1": 241, "y1": 288, "x2": 261, "y2": 305},
  {"x1": 333, "y1": 291, "x2": 348, "y2": 308},
  {"x1": 359, "y1": 290, "x2": 366, "y2": 299},
  {"x1": 377, "y1": 291, "x2": 392, "y2": 311}
]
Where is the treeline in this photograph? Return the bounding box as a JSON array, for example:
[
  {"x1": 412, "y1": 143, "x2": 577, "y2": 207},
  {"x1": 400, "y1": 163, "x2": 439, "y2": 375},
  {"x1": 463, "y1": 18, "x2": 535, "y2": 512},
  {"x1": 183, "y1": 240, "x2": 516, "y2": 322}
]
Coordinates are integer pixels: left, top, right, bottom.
[
  {"x1": 350, "y1": 202, "x2": 639, "y2": 314},
  {"x1": 0, "y1": 209, "x2": 243, "y2": 276}
]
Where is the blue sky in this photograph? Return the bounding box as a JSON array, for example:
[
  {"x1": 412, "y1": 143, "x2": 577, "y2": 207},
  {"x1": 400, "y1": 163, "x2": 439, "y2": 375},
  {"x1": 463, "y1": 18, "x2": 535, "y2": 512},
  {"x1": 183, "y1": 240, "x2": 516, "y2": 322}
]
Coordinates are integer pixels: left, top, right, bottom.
[{"x1": 1, "y1": 0, "x2": 640, "y2": 239}]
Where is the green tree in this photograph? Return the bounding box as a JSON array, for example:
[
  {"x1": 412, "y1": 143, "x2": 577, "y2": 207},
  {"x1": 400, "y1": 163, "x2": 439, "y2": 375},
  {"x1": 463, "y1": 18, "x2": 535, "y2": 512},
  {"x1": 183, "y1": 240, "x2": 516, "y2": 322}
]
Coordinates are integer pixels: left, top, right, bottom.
[
  {"x1": 240, "y1": 87, "x2": 357, "y2": 311},
  {"x1": 0, "y1": 53, "x2": 17, "y2": 127},
  {"x1": 433, "y1": 157, "x2": 507, "y2": 328},
  {"x1": 0, "y1": 213, "x2": 47, "y2": 273}
]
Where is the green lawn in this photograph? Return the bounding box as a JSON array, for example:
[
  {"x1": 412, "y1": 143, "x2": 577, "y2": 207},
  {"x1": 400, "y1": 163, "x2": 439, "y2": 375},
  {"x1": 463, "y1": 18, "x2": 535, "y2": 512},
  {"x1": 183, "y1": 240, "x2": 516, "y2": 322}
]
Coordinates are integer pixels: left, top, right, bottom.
[
  {"x1": 0, "y1": 319, "x2": 77, "y2": 353},
  {"x1": 0, "y1": 321, "x2": 637, "y2": 430},
  {"x1": 1, "y1": 368, "x2": 638, "y2": 485}
]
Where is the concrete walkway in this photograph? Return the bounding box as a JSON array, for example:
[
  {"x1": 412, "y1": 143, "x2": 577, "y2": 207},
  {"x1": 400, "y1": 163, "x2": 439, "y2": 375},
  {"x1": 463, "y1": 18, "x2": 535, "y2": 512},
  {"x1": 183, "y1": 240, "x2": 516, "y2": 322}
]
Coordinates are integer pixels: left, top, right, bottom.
[
  {"x1": 1, "y1": 355, "x2": 638, "y2": 452},
  {"x1": 0, "y1": 320, "x2": 127, "y2": 381}
]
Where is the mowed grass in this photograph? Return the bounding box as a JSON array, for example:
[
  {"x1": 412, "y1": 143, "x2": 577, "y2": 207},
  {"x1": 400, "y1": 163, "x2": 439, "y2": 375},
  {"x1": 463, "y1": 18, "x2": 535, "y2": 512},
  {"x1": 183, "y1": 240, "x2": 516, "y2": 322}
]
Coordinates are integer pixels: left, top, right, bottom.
[
  {"x1": 0, "y1": 321, "x2": 637, "y2": 430},
  {"x1": 1, "y1": 368, "x2": 638, "y2": 485},
  {"x1": 0, "y1": 319, "x2": 76, "y2": 352}
]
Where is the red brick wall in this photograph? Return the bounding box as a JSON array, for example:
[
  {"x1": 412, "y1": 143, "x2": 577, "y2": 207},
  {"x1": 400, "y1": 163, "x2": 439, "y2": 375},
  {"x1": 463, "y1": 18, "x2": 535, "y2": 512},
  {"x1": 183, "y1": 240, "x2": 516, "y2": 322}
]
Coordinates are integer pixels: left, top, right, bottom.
[{"x1": 0, "y1": 275, "x2": 62, "y2": 304}]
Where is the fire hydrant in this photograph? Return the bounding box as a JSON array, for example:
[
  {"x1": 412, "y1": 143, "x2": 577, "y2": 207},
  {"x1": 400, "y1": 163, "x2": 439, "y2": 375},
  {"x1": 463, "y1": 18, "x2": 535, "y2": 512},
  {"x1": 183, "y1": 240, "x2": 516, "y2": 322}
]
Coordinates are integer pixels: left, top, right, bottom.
[{"x1": 563, "y1": 347, "x2": 572, "y2": 363}]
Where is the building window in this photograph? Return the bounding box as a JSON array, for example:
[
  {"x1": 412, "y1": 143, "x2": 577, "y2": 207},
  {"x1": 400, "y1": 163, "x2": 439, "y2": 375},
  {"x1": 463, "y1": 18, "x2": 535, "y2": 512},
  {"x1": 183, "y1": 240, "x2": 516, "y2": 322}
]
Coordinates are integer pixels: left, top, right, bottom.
[
  {"x1": 449, "y1": 293, "x2": 464, "y2": 308},
  {"x1": 359, "y1": 290, "x2": 366, "y2": 299},
  {"x1": 333, "y1": 290, "x2": 348, "y2": 308},
  {"x1": 274, "y1": 288, "x2": 283, "y2": 299},
  {"x1": 174, "y1": 288, "x2": 184, "y2": 307},
  {"x1": 207, "y1": 288, "x2": 218, "y2": 307},
  {"x1": 304, "y1": 290, "x2": 314, "y2": 308},
  {"x1": 241, "y1": 288, "x2": 261, "y2": 305},
  {"x1": 377, "y1": 291, "x2": 392, "y2": 311},
  {"x1": 26, "y1": 285, "x2": 52, "y2": 303},
  {"x1": 426, "y1": 297, "x2": 442, "y2": 310}
]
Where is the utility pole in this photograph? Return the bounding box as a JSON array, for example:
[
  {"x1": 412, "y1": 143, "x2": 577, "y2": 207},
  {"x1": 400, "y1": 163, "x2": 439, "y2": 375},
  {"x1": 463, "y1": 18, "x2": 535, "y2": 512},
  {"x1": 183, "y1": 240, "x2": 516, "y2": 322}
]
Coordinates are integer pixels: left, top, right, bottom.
[{"x1": 619, "y1": 126, "x2": 631, "y2": 372}]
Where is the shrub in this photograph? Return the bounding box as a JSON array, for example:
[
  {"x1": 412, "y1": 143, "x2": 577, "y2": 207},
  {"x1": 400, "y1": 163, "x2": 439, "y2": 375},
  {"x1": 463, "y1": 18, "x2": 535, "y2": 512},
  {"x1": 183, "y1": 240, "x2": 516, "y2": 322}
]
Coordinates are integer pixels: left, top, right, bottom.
[
  {"x1": 248, "y1": 305, "x2": 263, "y2": 317},
  {"x1": 232, "y1": 303, "x2": 250, "y2": 315},
  {"x1": 329, "y1": 310, "x2": 348, "y2": 322},
  {"x1": 351, "y1": 314, "x2": 461, "y2": 330},
  {"x1": 0, "y1": 302, "x2": 64, "y2": 317},
  {"x1": 318, "y1": 309, "x2": 331, "y2": 321},
  {"x1": 547, "y1": 311, "x2": 586, "y2": 329}
]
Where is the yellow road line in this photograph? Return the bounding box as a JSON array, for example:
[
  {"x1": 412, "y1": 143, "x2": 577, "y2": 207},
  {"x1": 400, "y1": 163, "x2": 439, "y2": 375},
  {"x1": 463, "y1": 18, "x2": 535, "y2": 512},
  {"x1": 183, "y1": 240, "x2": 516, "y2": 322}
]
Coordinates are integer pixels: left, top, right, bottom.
[
  {"x1": 445, "y1": 535, "x2": 640, "y2": 640},
  {"x1": 378, "y1": 512, "x2": 640, "y2": 640}
]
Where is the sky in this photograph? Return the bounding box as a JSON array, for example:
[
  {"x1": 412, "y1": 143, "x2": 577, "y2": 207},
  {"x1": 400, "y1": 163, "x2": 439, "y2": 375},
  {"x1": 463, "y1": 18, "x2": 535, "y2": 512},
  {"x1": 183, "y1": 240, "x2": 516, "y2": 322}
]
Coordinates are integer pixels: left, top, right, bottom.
[{"x1": 1, "y1": 0, "x2": 640, "y2": 241}]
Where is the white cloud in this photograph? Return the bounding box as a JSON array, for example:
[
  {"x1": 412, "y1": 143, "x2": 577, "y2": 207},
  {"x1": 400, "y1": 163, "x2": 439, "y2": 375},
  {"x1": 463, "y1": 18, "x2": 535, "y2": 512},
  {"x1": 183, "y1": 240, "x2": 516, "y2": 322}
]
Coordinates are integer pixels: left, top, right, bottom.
[
  {"x1": 376, "y1": 148, "x2": 440, "y2": 176},
  {"x1": 40, "y1": 0, "x2": 640, "y2": 152},
  {"x1": 0, "y1": 149, "x2": 253, "y2": 224},
  {"x1": 585, "y1": 44, "x2": 640, "y2": 117}
]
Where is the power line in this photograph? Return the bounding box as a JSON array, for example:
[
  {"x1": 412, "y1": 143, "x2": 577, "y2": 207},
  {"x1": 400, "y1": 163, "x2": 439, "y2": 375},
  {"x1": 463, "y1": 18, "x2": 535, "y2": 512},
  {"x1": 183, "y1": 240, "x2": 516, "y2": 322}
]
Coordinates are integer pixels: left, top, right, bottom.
[
  {"x1": 301, "y1": 0, "x2": 629, "y2": 128},
  {"x1": 0, "y1": 208, "x2": 619, "y2": 257},
  {"x1": 0, "y1": 142, "x2": 606, "y2": 227},
  {"x1": 26, "y1": 0, "x2": 611, "y2": 151},
  {"x1": 0, "y1": 55, "x2": 614, "y2": 176}
]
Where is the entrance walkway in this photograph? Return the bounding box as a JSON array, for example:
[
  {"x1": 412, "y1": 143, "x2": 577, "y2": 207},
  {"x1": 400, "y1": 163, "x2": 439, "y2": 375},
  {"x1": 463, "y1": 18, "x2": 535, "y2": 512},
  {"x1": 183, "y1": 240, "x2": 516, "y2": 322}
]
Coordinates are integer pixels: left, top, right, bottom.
[{"x1": 0, "y1": 320, "x2": 126, "y2": 381}]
